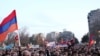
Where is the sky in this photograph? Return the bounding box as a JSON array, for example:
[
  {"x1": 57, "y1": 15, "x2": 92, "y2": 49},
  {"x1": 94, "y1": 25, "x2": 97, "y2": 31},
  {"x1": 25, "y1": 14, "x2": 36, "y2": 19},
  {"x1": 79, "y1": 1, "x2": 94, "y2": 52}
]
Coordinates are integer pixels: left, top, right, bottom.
[{"x1": 0, "y1": 0, "x2": 100, "y2": 41}]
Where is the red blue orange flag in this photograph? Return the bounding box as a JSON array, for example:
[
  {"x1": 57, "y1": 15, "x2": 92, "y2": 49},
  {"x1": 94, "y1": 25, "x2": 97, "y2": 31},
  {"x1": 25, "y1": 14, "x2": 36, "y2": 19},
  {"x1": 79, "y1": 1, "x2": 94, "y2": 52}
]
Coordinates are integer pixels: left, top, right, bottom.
[{"x1": 0, "y1": 10, "x2": 18, "y2": 42}]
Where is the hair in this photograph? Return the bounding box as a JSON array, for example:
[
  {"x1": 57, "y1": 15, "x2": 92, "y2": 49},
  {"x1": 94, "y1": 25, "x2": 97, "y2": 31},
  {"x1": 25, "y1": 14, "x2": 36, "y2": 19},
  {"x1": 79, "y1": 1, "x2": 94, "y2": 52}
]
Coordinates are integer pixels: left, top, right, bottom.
[{"x1": 22, "y1": 50, "x2": 31, "y2": 56}]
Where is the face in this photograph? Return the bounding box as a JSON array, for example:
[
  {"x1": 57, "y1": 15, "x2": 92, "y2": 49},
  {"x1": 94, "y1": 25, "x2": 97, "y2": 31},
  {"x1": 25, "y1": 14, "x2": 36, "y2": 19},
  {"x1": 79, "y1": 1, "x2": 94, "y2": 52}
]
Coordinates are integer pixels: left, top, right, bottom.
[
  {"x1": 11, "y1": 52, "x2": 18, "y2": 56},
  {"x1": 65, "y1": 52, "x2": 68, "y2": 56},
  {"x1": 5, "y1": 55, "x2": 11, "y2": 56},
  {"x1": 24, "y1": 53, "x2": 31, "y2": 56},
  {"x1": 34, "y1": 53, "x2": 39, "y2": 56},
  {"x1": 98, "y1": 50, "x2": 100, "y2": 53},
  {"x1": 39, "y1": 54, "x2": 44, "y2": 56},
  {"x1": 23, "y1": 51, "x2": 31, "y2": 56},
  {"x1": 31, "y1": 53, "x2": 34, "y2": 56},
  {"x1": 12, "y1": 53, "x2": 18, "y2": 56}
]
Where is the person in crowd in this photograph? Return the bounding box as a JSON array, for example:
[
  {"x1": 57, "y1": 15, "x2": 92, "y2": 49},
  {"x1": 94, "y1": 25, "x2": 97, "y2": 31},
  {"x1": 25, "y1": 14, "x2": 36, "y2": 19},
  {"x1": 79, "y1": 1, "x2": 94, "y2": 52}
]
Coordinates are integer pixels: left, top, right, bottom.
[
  {"x1": 22, "y1": 50, "x2": 31, "y2": 56},
  {"x1": 0, "y1": 43, "x2": 100, "y2": 56}
]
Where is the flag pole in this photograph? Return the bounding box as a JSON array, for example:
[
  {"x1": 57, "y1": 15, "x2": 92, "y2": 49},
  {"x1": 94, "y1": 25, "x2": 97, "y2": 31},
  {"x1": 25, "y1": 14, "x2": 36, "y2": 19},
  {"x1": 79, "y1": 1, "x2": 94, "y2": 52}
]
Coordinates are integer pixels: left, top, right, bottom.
[
  {"x1": 17, "y1": 31, "x2": 21, "y2": 46},
  {"x1": 15, "y1": 10, "x2": 21, "y2": 47}
]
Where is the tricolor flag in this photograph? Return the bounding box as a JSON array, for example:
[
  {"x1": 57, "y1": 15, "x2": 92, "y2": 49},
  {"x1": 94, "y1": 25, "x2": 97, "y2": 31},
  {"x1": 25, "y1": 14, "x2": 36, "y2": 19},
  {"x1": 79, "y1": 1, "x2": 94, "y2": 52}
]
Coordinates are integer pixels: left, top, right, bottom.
[{"x1": 0, "y1": 10, "x2": 18, "y2": 42}]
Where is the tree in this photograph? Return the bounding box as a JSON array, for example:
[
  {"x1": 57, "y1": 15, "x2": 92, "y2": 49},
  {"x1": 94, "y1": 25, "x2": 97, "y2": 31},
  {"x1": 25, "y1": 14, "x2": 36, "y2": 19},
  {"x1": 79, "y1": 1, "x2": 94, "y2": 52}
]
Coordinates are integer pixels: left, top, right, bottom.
[
  {"x1": 29, "y1": 34, "x2": 37, "y2": 45},
  {"x1": 74, "y1": 37, "x2": 79, "y2": 44},
  {"x1": 18, "y1": 28, "x2": 30, "y2": 46},
  {"x1": 81, "y1": 34, "x2": 89, "y2": 43},
  {"x1": 4, "y1": 32, "x2": 16, "y2": 45},
  {"x1": 35, "y1": 33, "x2": 45, "y2": 47}
]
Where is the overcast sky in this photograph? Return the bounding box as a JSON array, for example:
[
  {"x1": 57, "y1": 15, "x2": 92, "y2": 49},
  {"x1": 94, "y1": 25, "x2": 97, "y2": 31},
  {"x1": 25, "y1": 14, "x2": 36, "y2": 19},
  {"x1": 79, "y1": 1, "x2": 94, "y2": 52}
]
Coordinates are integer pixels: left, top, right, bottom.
[{"x1": 0, "y1": 0, "x2": 100, "y2": 41}]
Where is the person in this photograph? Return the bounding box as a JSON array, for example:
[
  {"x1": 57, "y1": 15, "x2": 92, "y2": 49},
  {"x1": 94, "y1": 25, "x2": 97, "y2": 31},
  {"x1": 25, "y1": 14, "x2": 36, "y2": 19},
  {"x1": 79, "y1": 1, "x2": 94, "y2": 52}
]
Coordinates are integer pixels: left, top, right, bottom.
[
  {"x1": 39, "y1": 50, "x2": 45, "y2": 56},
  {"x1": 31, "y1": 52, "x2": 34, "y2": 56},
  {"x1": 22, "y1": 50, "x2": 31, "y2": 56},
  {"x1": 45, "y1": 49, "x2": 50, "y2": 56},
  {"x1": 11, "y1": 52, "x2": 18, "y2": 56}
]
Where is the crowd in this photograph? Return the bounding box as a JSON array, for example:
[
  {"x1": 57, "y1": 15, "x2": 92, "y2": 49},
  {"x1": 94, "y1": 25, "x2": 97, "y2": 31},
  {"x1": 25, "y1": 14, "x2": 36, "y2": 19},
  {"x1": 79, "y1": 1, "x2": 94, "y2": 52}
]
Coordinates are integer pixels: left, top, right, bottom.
[{"x1": 0, "y1": 43, "x2": 100, "y2": 56}]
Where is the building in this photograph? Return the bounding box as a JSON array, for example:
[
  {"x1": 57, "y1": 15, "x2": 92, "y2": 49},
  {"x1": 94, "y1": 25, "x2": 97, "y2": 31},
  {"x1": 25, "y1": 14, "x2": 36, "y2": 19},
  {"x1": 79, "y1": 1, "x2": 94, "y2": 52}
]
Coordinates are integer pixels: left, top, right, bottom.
[
  {"x1": 58, "y1": 30, "x2": 74, "y2": 42},
  {"x1": 88, "y1": 9, "x2": 100, "y2": 45},
  {"x1": 46, "y1": 30, "x2": 75, "y2": 43},
  {"x1": 46, "y1": 32, "x2": 59, "y2": 42}
]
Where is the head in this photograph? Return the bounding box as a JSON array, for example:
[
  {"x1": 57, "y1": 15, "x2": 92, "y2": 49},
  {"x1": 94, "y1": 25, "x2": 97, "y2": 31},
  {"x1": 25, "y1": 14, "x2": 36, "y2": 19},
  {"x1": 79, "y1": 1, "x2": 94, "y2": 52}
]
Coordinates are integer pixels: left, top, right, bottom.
[
  {"x1": 11, "y1": 52, "x2": 18, "y2": 56},
  {"x1": 22, "y1": 50, "x2": 31, "y2": 56}
]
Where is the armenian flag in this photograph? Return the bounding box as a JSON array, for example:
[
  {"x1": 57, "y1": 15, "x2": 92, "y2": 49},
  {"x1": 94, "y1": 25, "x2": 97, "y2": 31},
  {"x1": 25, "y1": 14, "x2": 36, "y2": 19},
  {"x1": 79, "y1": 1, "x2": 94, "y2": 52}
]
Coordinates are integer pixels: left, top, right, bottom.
[{"x1": 0, "y1": 10, "x2": 18, "y2": 42}]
